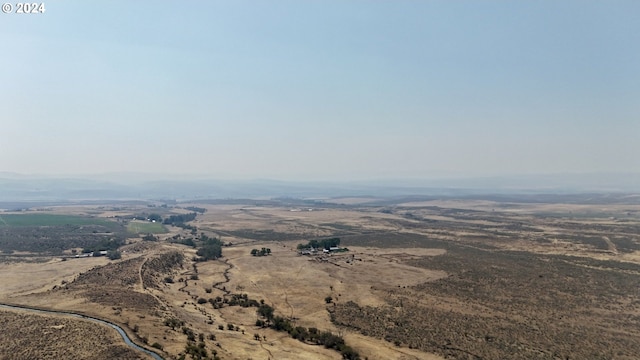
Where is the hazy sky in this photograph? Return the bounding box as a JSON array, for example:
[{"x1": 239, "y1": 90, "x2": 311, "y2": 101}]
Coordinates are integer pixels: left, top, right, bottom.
[{"x1": 1, "y1": 1, "x2": 638, "y2": 181}]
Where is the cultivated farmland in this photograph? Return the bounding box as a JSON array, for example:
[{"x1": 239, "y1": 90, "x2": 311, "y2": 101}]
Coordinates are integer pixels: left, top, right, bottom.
[{"x1": 127, "y1": 220, "x2": 168, "y2": 235}]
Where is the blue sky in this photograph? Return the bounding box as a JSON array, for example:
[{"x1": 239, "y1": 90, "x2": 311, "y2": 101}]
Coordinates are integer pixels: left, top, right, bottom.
[{"x1": 1, "y1": 1, "x2": 638, "y2": 180}]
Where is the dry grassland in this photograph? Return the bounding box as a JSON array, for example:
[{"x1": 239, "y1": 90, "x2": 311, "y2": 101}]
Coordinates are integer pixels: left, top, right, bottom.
[
  {"x1": 1, "y1": 197, "x2": 639, "y2": 359},
  {"x1": 0, "y1": 257, "x2": 110, "y2": 297},
  {"x1": 0, "y1": 308, "x2": 150, "y2": 360}
]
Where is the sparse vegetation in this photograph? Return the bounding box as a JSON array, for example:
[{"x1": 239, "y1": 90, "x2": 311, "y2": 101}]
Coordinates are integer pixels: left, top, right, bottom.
[
  {"x1": 0, "y1": 310, "x2": 148, "y2": 360},
  {"x1": 255, "y1": 301, "x2": 360, "y2": 359},
  {"x1": 1, "y1": 198, "x2": 639, "y2": 360},
  {"x1": 0, "y1": 215, "x2": 127, "y2": 255},
  {"x1": 331, "y1": 243, "x2": 640, "y2": 359},
  {"x1": 164, "y1": 317, "x2": 185, "y2": 330},
  {"x1": 183, "y1": 342, "x2": 208, "y2": 359}
]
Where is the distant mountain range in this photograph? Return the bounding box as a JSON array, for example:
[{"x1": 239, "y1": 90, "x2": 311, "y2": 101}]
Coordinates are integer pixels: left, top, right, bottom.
[{"x1": 0, "y1": 172, "x2": 638, "y2": 203}]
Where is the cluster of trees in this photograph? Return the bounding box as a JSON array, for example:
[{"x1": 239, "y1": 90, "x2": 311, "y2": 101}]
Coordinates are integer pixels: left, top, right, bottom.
[
  {"x1": 197, "y1": 292, "x2": 359, "y2": 359},
  {"x1": 142, "y1": 233, "x2": 158, "y2": 241},
  {"x1": 195, "y1": 234, "x2": 222, "y2": 261},
  {"x1": 256, "y1": 303, "x2": 359, "y2": 360},
  {"x1": 250, "y1": 247, "x2": 271, "y2": 256},
  {"x1": 158, "y1": 215, "x2": 221, "y2": 261},
  {"x1": 168, "y1": 230, "x2": 223, "y2": 262},
  {"x1": 179, "y1": 223, "x2": 198, "y2": 234},
  {"x1": 169, "y1": 234, "x2": 196, "y2": 247},
  {"x1": 204, "y1": 294, "x2": 262, "y2": 310},
  {"x1": 81, "y1": 237, "x2": 126, "y2": 254},
  {"x1": 183, "y1": 341, "x2": 219, "y2": 360},
  {"x1": 297, "y1": 237, "x2": 341, "y2": 250},
  {"x1": 184, "y1": 206, "x2": 207, "y2": 214},
  {"x1": 163, "y1": 317, "x2": 185, "y2": 330},
  {"x1": 227, "y1": 293, "x2": 260, "y2": 307},
  {"x1": 175, "y1": 324, "x2": 221, "y2": 360},
  {"x1": 163, "y1": 213, "x2": 197, "y2": 225},
  {"x1": 107, "y1": 250, "x2": 122, "y2": 260},
  {"x1": 177, "y1": 237, "x2": 196, "y2": 247}
]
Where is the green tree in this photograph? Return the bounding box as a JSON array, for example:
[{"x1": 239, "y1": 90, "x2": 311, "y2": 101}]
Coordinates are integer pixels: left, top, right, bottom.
[
  {"x1": 257, "y1": 304, "x2": 274, "y2": 321},
  {"x1": 107, "y1": 250, "x2": 121, "y2": 260},
  {"x1": 196, "y1": 244, "x2": 222, "y2": 260},
  {"x1": 142, "y1": 233, "x2": 158, "y2": 241}
]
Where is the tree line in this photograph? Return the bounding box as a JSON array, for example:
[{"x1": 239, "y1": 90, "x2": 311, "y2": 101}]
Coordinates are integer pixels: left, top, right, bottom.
[
  {"x1": 163, "y1": 213, "x2": 198, "y2": 225},
  {"x1": 256, "y1": 302, "x2": 359, "y2": 359},
  {"x1": 297, "y1": 237, "x2": 341, "y2": 250}
]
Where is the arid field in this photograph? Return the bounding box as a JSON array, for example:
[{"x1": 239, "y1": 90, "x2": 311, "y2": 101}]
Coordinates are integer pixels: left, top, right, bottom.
[{"x1": 1, "y1": 195, "x2": 639, "y2": 359}]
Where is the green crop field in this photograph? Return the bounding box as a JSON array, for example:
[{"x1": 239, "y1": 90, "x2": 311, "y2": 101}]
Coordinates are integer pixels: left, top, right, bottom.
[
  {"x1": 127, "y1": 221, "x2": 167, "y2": 234},
  {"x1": 0, "y1": 213, "x2": 113, "y2": 227}
]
